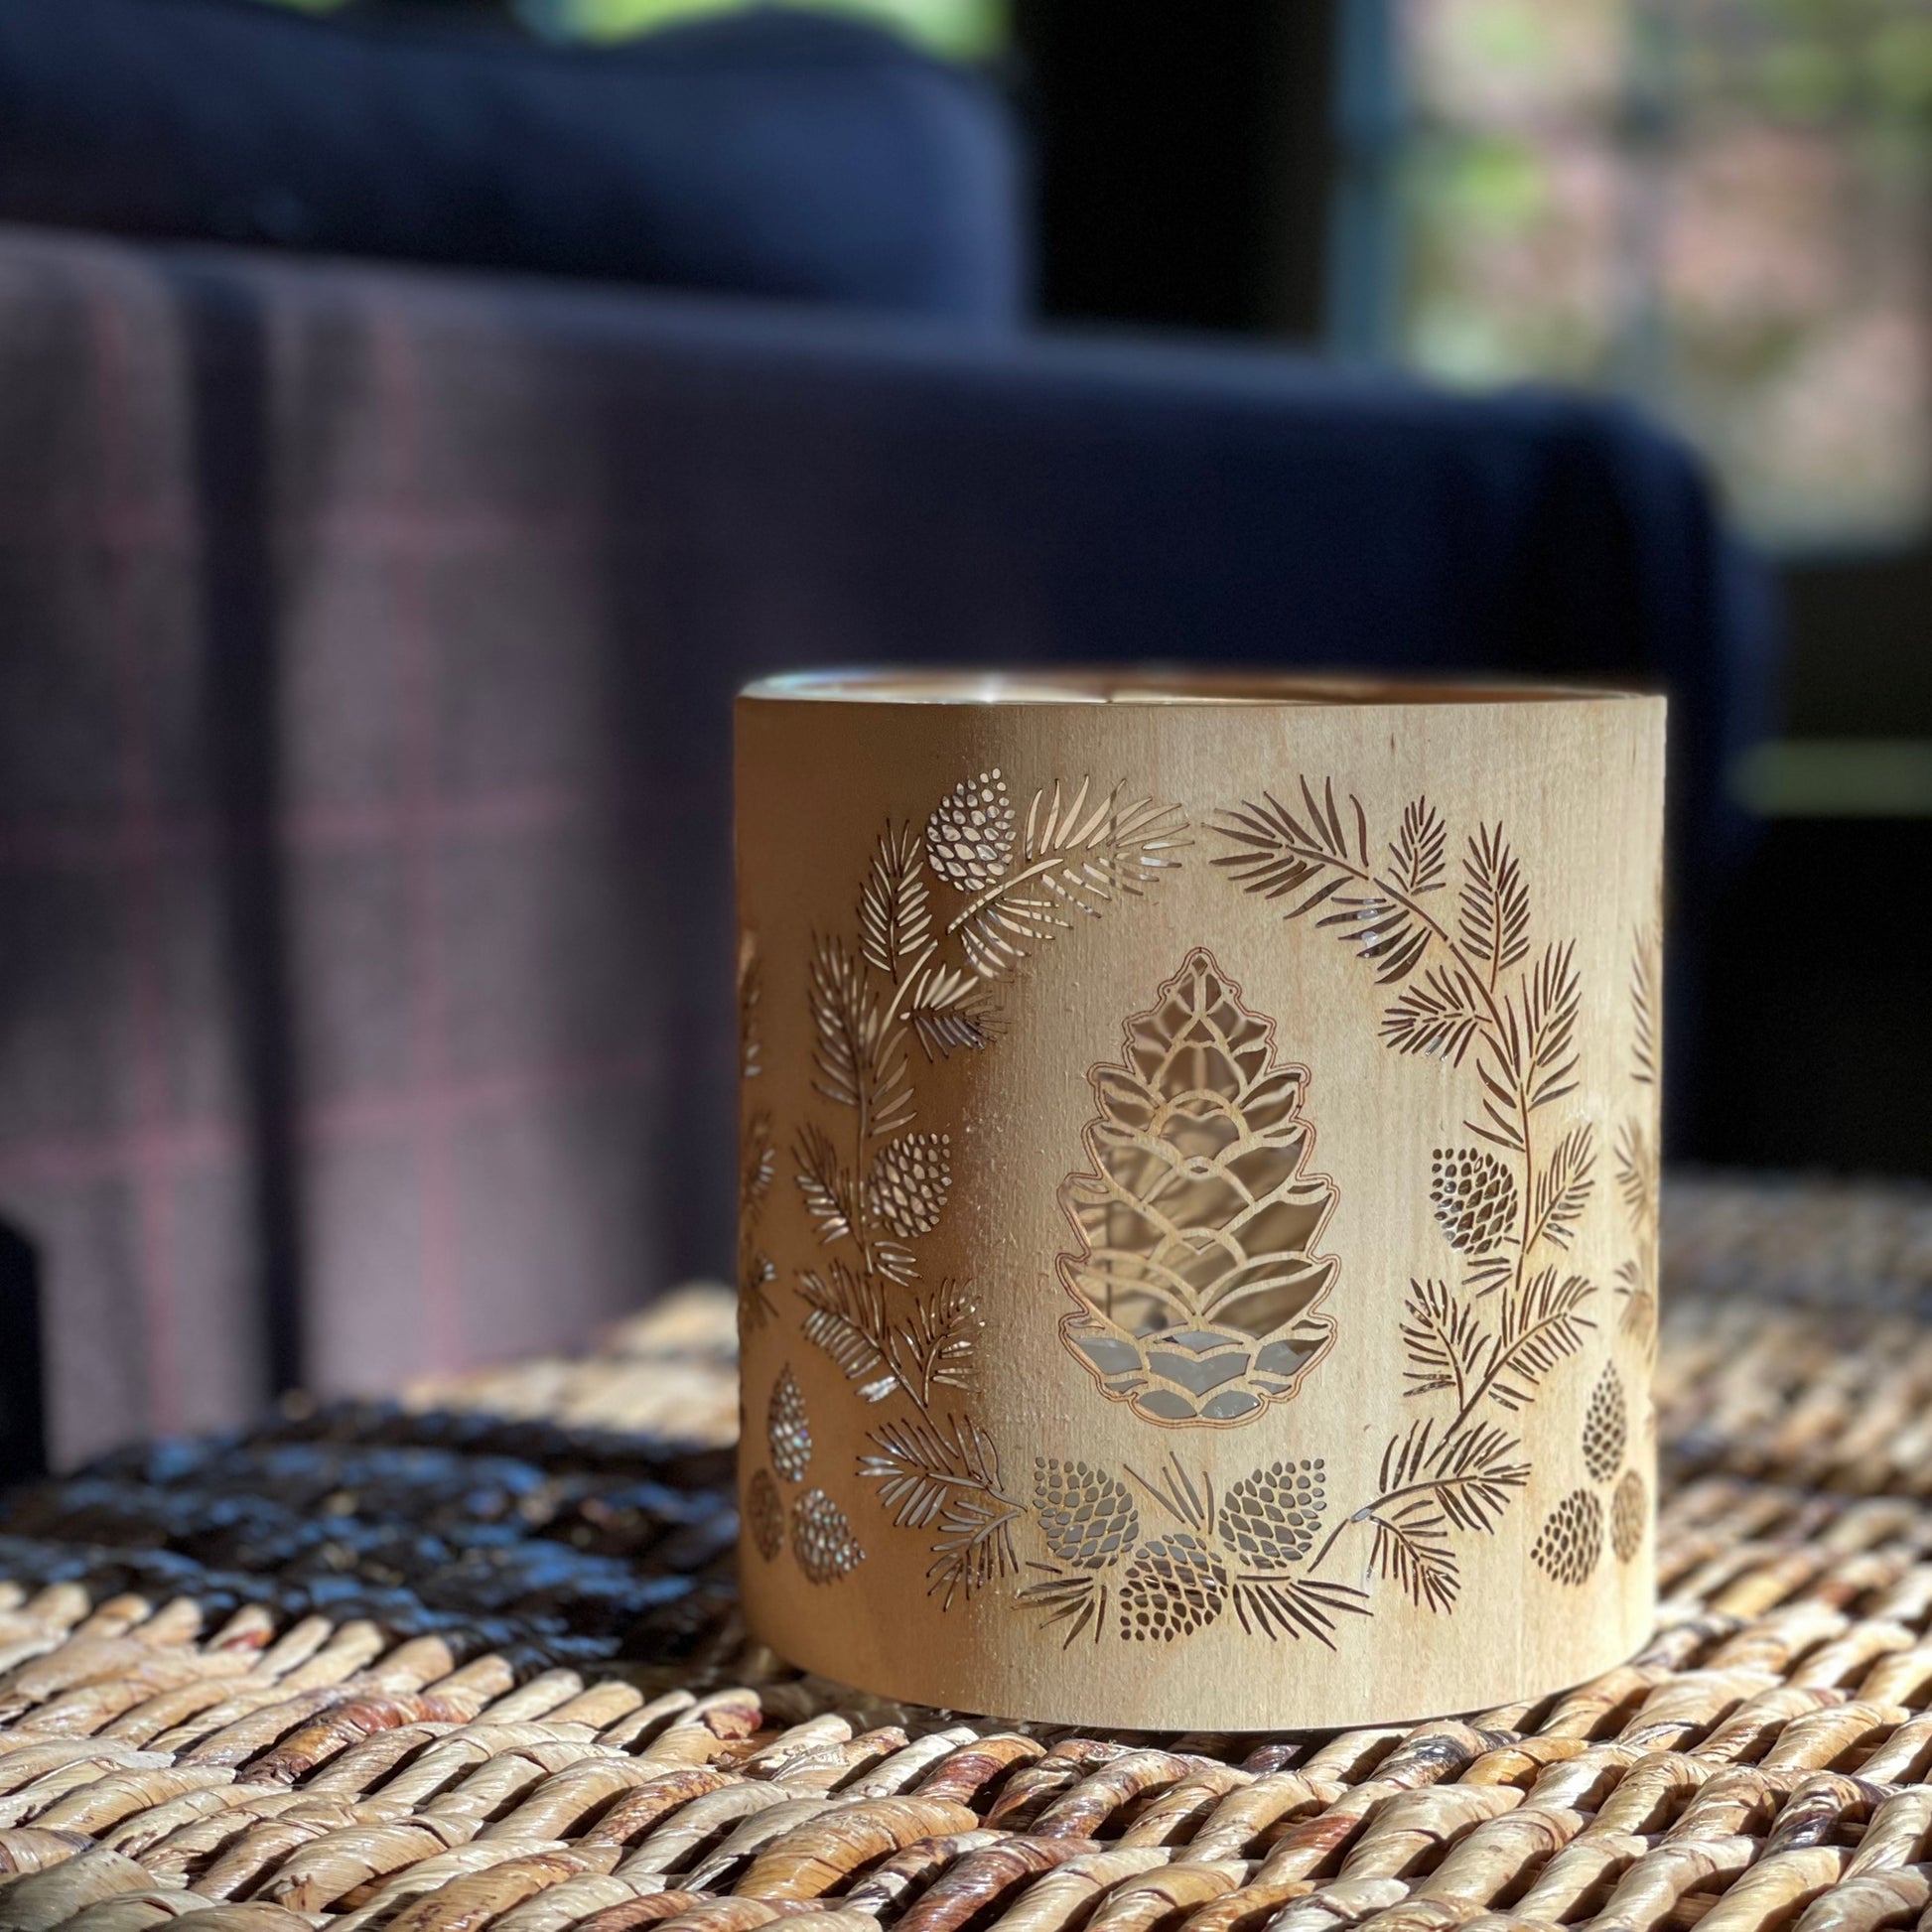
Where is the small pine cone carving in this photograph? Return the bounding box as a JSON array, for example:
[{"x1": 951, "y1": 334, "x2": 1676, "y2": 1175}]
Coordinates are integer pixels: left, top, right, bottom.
[
  {"x1": 1430, "y1": 1149, "x2": 1517, "y2": 1256},
  {"x1": 1533, "y1": 1489, "x2": 1604, "y2": 1587},
  {"x1": 1611, "y1": 1467, "x2": 1647, "y2": 1563},
  {"x1": 1583, "y1": 1367, "x2": 1629, "y2": 1483},
  {"x1": 768, "y1": 1367, "x2": 812, "y2": 1482},
  {"x1": 866, "y1": 1134, "x2": 953, "y2": 1241},
  {"x1": 926, "y1": 769, "x2": 1015, "y2": 889},
  {"x1": 1034, "y1": 1458, "x2": 1139, "y2": 1570},
  {"x1": 747, "y1": 1468, "x2": 784, "y2": 1563},
  {"x1": 1219, "y1": 1459, "x2": 1325, "y2": 1567},
  {"x1": 791, "y1": 1488, "x2": 866, "y2": 1585},
  {"x1": 1119, "y1": 1534, "x2": 1228, "y2": 1641}
]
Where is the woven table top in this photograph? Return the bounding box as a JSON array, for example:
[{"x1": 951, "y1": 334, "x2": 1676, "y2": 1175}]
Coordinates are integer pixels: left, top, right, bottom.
[{"x1": 3, "y1": 1173, "x2": 1932, "y2": 1932}]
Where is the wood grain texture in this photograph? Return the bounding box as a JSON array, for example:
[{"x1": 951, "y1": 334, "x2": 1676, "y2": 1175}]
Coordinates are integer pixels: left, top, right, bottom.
[{"x1": 735, "y1": 671, "x2": 1665, "y2": 1729}]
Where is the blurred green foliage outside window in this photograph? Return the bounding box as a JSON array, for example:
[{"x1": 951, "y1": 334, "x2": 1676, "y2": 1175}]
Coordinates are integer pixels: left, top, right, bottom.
[
  {"x1": 1387, "y1": 0, "x2": 1932, "y2": 547},
  {"x1": 256, "y1": 0, "x2": 1005, "y2": 62}
]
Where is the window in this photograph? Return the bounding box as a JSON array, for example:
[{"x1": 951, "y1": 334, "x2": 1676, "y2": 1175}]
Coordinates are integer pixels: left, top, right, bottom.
[{"x1": 1352, "y1": 0, "x2": 1932, "y2": 547}]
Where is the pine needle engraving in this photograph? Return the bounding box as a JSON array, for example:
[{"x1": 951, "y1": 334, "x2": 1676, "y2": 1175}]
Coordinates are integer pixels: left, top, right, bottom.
[
  {"x1": 1213, "y1": 782, "x2": 1612, "y2": 1614},
  {"x1": 1614, "y1": 923, "x2": 1663, "y2": 1359},
  {"x1": 738, "y1": 934, "x2": 777, "y2": 1332},
  {"x1": 782, "y1": 769, "x2": 1185, "y2": 1606}
]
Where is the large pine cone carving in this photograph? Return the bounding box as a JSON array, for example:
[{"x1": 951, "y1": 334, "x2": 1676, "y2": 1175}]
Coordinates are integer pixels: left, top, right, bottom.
[{"x1": 1057, "y1": 948, "x2": 1340, "y2": 1425}]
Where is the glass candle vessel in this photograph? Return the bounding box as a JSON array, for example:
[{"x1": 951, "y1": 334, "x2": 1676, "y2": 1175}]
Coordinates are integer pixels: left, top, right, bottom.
[{"x1": 736, "y1": 670, "x2": 1664, "y2": 1729}]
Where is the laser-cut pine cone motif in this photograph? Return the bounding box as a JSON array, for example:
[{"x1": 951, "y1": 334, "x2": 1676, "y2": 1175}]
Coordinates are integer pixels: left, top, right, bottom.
[
  {"x1": 1532, "y1": 1489, "x2": 1603, "y2": 1587},
  {"x1": 1119, "y1": 1533, "x2": 1227, "y2": 1640},
  {"x1": 1219, "y1": 1459, "x2": 1325, "y2": 1566},
  {"x1": 1034, "y1": 1458, "x2": 1139, "y2": 1571},
  {"x1": 791, "y1": 1488, "x2": 865, "y2": 1585},
  {"x1": 1583, "y1": 1366, "x2": 1629, "y2": 1484},
  {"x1": 925, "y1": 769, "x2": 1015, "y2": 889},
  {"x1": 748, "y1": 1468, "x2": 785, "y2": 1563},
  {"x1": 1430, "y1": 1149, "x2": 1516, "y2": 1256},
  {"x1": 865, "y1": 1133, "x2": 952, "y2": 1242},
  {"x1": 1611, "y1": 1467, "x2": 1646, "y2": 1564},
  {"x1": 768, "y1": 1367, "x2": 812, "y2": 1482},
  {"x1": 1058, "y1": 948, "x2": 1339, "y2": 1425}
]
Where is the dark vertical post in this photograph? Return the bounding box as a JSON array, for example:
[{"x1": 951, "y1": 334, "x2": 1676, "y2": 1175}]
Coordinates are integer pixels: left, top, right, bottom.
[
  {"x1": 183, "y1": 269, "x2": 307, "y2": 1403},
  {"x1": 1013, "y1": 1, "x2": 1342, "y2": 340},
  {"x1": 0, "y1": 1220, "x2": 45, "y2": 1484}
]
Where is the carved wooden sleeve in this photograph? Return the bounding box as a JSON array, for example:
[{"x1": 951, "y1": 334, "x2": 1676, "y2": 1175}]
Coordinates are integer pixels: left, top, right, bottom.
[{"x1": 735, "y1": 672, "x2": 1665, "y2": 1729}]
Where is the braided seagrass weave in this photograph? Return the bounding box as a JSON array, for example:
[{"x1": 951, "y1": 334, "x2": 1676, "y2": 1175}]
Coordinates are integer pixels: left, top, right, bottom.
[{"x1": 4, "y1": 1175, "x2": 1932, "y2": 1932}]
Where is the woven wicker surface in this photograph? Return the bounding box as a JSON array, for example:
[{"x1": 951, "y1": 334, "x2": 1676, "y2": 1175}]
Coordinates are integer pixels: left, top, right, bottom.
[{"x1": 4, "y1": 1174, "x2": 1932, "y2": 1932}]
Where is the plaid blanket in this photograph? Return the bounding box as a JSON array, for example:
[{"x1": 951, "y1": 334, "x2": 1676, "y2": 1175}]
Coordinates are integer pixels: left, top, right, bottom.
[{"x1": 0, "y1": 225, "x2": 1773, "y2": 1463}]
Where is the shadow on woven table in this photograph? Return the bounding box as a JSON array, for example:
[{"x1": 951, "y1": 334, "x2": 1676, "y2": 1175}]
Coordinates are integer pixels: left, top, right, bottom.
[{"x1": 2, "y1": 1176, "x2": 1932, "y2": 1932}]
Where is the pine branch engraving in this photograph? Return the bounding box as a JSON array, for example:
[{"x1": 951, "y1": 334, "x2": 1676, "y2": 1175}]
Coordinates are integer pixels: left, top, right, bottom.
[
  {"x1": 1382, "y1": 965, "x2": 1488, "y2": 1064},
  {"x1": 1615, "y1": 921, "x2": 1663, "y2": 1357},
  {"x1": 1390, "y1": 798, "x2": 1449, "y2": 897},
  {"x1": 1400, "y1": 1279, "x2": 1485, "y2": 1404},
  {"x1": 1214, "y1": 779, "x2": 1607, "y2": 1615},
  {"x1": 946, "y1": 778, "x2": 1187, "y2": 979},
  {"x1": 1459, "y1": 824, "x2": 1532, "y2": 986},
  {"x1": 1019, "y1": 1448, "x2": 1367, "y2": 1649},
  {"x1": 738, "y1": 938, "x2": 778, "y2": 1331},
  {"x1": 860, "y1": 1414, "x2": 1022, "y2": 1606},
  {"x1": 786, "y1": 767, "x2": 1183, "y2": 1606},
  {"x1": 900, "y1": 962, "x2": 998, "y2": 1059},
  {"x1": 1530, "y1": 1123, "x2": 1595, "y2": 1252},
  {"x1": 859, "y1": 822, "x2": 932, "y2": 974},
  {"x1": 1630, "y1": 923, "x2": 1661, "y2": 1087}
]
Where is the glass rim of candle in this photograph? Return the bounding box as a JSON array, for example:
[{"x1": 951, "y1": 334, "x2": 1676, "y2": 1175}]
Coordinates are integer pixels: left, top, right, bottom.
[{"x1": 741, "y1": 666, "x2": 1659, "y2": 708}]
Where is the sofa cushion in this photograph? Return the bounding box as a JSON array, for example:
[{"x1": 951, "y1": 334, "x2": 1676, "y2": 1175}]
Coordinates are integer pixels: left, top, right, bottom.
[{"x1": 0, "y1": 0, "x2": 1025, "y2": 323}]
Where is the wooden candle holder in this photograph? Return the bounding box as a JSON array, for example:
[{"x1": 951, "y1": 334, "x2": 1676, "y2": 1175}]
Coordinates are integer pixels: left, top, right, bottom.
[{"x1": 736, "y1": 671, "x2": 1664, "y2": 1729}]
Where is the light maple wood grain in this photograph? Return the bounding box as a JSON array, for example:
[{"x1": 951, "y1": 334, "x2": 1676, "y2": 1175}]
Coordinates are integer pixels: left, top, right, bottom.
[{"x1": 736, "y1": 671, "x2": 1665, "y2": 1729}]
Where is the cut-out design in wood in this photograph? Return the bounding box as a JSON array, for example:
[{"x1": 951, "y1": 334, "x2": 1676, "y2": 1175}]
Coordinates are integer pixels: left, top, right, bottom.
[
  {"x1": 1211, "y1": 781, "x2": 1604, "y2": 1614},
  {"x1": 1533, "y1": 1349, "x2": 1645, "y2": 1578},
  {"x1": 791, "y1": 1489, "x2": 865, "y2": 1585},
  {"x1": 1120, "y1": 1535, "x2": 1226, "y2": 1641},
  {"x1": 1630, "y1": 921, "x2": 1661, "y2": 1088},
  {"x1": 768, "y1": 1366, "x2": 812, "y2": 1482},
  {"x1": 924, "y1": 770, "x2": 1015, "y2": 889},
  {"x1": 1614, "y1": 924, "x2": 1663, "y2": 1360},
  {"x1": 866, "y1": 1134, "x2": 952, "y2": 1241},
  {"x1": 1034, "y1": 1458, "x2": 1139, "y2": 1570},
  {"x1": 1056, "y1": 948, "x2": 1340, "y2": 1427},
  {"x1": 1582, "y1": 1367, "x2": 1628, "y2": 1484},
  {"x1": 1016, "y1": 1450, "x2": 1363, "y2": 1649},
  {"x1": 1611, "y1": 1468, "x2": 1646, "y2": 1564},
  {"x1": 1430, "y1": 1150, "x2": 1516, "y2": 1256},
  {"x1": 738, "y1": 934, "x2": 777, "y2": 1332},
  {"x1": 1532, "y1": 1489, "x2": 1603, "y2": 1586},
  {"x1": 1220, "y1": 1460, "x2": 1325, "y2": 1566},
  {"x1": 747, "y1": 1468, "x2": 785, "y2": 1563},
  {"x1": 752, "y1": 1363, "x2": 867, "y2": 1583},
  {"x1": 788, "y1": 769, "x2": 1186, "y2": 1605}
]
